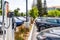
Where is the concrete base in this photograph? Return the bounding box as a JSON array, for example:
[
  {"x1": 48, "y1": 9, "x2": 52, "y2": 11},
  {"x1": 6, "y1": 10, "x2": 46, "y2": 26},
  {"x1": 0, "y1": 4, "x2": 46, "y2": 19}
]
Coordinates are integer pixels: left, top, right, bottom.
[{"x1": 24, "y1": 22, "x2": 30, "y2": 28}]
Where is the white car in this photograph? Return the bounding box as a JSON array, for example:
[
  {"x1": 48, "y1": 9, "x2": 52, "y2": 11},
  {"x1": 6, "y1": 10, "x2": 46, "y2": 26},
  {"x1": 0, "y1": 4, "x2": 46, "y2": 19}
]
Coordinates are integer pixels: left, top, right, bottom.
[
  {"x1": 18, "y1": 17, "x2": 26, "y2": 22},
  {"x1": 14, "y1": 17, "x2": 24, "y2": 26},
  {"x1": 37, "y1": 27, "x2": 60, "y2": 40}
]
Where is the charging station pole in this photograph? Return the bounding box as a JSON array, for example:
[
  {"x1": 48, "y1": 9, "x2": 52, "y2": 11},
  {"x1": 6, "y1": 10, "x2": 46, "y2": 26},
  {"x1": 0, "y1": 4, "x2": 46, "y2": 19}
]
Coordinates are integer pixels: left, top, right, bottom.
[
  {"x1": 2, "y1": 0, "x2": 15, "y2": 40},
  {"x1": 4, "y1": 1, "x2": 15, "y2": 40}
]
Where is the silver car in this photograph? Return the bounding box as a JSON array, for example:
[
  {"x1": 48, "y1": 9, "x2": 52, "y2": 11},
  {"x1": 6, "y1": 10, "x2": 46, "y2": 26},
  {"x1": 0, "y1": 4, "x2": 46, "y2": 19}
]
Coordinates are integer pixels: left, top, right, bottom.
[{"x1": 37, "y1": 27, "x2": 60, "y2": 40}]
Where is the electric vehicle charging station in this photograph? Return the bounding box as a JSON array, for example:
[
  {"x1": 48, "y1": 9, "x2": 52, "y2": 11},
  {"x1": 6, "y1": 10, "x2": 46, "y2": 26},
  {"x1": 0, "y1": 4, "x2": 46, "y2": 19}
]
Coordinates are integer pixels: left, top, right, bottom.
[
  {"x1": 5, "y1": 12, "x2": 15, "y2": 40},
  {"x1": 1, "y1": 0, "x2": 29, "y2": 40},
  {"x1": 1, "y1": 1, "x2": 15, "y2": 40}
]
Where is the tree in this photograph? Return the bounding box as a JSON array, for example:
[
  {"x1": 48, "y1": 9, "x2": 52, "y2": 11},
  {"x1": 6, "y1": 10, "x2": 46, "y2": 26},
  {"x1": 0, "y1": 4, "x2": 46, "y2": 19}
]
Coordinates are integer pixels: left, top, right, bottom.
[
  {"x1": 37, "y1": 0, "x2": 42, "y2": 16},
  {"x1": 43, "y1": 0, "x2": 48, "y2": 15},
  {"x1": 14, "y1": 8, "x2": 20, "y2": 16},
  {"x1": 29, "y1": 6, "x2": 38, "y2": 19},
  {"x1": 0, "y1": 8, "x2": 2, "y2": 15},
  {"x1": 48, "y1": 10, "x2": 60, "y2": 17},
  {"x1": 57, "y1": 8, "x2": 60, "y2": 11},
  {"x1": 20, "y1": 12, "x2": 24, "y2": 16}
]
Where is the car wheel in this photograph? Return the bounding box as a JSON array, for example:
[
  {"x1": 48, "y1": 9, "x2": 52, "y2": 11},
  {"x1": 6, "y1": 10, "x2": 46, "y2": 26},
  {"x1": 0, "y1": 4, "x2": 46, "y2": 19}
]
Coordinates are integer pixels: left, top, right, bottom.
[
  {"x1": 40, "y1": 27, "x2": 46, "y2": 31},
  {"x1": 45, "y1": 25, "x2": 50, "y2": 29},
  {"x1": 37, "y1": 27, "x2": 40, "y2": 32}
]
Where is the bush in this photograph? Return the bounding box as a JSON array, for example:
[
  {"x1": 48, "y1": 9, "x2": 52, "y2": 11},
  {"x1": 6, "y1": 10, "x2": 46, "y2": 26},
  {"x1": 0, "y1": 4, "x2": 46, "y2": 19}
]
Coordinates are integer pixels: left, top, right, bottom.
[
  {"x1": 48, "y1": 10, "x2": 60, "y2": 17},
  {"x1": 15, "y1": 37, "x2": 24, "y2": 40}
]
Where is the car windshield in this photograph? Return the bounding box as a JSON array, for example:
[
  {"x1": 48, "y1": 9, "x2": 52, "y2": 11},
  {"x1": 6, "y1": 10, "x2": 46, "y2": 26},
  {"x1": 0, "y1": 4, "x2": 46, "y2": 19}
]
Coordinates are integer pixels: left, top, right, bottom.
[{"x1": 46, "y1": 19, "x2": 57, "y2": 23}]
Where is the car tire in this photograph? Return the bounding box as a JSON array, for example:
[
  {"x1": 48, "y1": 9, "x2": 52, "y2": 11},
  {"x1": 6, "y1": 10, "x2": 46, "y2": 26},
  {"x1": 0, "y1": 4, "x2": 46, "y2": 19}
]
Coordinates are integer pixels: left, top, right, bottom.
[
  {"x1": 45, "y1": 25, "x2": 50, "y2": 29},
  {"x1": 37, "y1": 27, "x2": 40, "y2": 32},
  {"x1": 40, "y1": 27, "x2": 46, "y2": 31}
]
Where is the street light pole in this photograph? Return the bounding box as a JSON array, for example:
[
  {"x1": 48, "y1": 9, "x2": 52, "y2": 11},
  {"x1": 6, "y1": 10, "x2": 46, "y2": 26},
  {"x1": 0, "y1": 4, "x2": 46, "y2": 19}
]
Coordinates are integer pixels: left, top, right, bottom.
[
  {"x1": 26, "y1": 0, "x2": 29, "y2": 28},
  {"x1": 26, "y1": 0, "x2": 28, "y2": 22}
]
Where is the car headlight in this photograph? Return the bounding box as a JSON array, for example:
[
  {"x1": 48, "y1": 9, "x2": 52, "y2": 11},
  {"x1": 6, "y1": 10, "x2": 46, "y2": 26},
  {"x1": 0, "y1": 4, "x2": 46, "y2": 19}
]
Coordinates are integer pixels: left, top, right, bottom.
[
  {"x1": 37, "y1": 32, "x2": 46, "y2": 40},
  {"x1": 37, "y1": 35, "x2": 46, "y2": 40}
]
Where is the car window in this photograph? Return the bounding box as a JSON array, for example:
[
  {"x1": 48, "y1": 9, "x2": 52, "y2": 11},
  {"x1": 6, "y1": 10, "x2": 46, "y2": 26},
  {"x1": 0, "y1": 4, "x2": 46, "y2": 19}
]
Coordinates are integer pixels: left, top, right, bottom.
[
  {"x1": 46, "y1": 19, "x2": 57, "y2": 23},
  {"x1": 57, "y1": 19, "x2": 60, "y2": 23}
]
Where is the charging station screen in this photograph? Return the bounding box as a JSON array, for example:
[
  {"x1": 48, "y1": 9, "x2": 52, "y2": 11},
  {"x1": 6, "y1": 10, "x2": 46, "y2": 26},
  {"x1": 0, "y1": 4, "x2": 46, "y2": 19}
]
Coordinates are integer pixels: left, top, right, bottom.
[{"x1": 0, "y1": 0, "x2": 2, "y2": 9}]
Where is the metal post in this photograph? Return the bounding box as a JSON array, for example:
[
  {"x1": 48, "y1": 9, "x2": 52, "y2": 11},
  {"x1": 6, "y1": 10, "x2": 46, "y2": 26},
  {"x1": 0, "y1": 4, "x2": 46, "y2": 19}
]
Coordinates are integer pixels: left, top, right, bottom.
[
  {"x1": 26, "y1": 0, "x2": 28, "y2": 22},
  {"x1": 4, "y1": 1, "x2": 14, "y2": 40},
  {"x1": 2, "y1": 0, "x2": 5, "y2": 40},
  {"x1": 25, "y1": 0, "x2": 29, "y2": 28}
]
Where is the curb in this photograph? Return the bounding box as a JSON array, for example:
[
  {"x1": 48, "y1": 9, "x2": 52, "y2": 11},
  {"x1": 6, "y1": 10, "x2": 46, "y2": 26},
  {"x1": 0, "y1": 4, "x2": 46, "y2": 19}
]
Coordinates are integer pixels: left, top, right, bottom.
[{"x1": 28, "y1": 24, "x2": 34, "y2": 40}]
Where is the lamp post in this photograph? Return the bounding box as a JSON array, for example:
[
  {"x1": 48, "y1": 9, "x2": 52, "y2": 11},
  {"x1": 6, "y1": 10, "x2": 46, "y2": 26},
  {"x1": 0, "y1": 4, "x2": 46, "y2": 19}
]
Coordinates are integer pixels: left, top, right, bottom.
[
  {"x1": 26, "y1": 0, "x2": 29, "y2": 28},
  {"x1": 26, "y1": 0, "x2": 28, "y2": 22}
]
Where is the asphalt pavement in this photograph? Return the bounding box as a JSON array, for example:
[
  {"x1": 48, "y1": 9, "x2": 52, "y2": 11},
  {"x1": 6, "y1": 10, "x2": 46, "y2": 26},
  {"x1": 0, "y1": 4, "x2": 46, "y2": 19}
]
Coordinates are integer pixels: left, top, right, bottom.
[
  {"x1": 0, "y1": 35, "x2": 2, "y2": 40},
  {"x1": 31, "y1": 25, "x2": 39, "y2": 40},
  {"x1": 0, "y1": 35, "x2": 6, "y2": 40}
]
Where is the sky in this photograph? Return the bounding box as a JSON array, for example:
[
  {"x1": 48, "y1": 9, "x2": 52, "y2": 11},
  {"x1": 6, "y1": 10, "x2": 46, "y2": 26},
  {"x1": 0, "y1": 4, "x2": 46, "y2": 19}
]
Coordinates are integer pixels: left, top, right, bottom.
[{"x1": 5, "y1": 0, "x2": 60, "y2": 12}]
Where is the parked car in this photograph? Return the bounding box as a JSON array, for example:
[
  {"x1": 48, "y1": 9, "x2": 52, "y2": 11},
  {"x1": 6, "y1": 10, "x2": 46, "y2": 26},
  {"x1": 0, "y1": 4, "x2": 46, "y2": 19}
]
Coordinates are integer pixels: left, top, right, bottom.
[
  {"x1": 35, "y1": 17, "x2": 60, "y2": 31},
  {"x1": 14, "y1": 17, "x2": 24, "y2": 26},
  {"x1": 37, "y1": 27, "x2": 60, "y2": 40},
  {"x1": 0, "y1": 22, "x2": 3, "y2": 35},
  {"x1": 17, "y1": 17, "x2": 26, "y2": 22}
]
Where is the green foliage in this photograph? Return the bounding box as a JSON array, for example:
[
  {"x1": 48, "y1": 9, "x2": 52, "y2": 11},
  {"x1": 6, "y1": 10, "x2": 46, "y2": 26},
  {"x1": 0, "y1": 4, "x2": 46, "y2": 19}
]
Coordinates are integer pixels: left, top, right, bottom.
[
  {"x1": 29, "y1": 6, "x2": 38, "y2": 19},
  {"x1": 16, "y1": 37, "x2": 24, "y2": 40},
  {"x1": 48, "y1": 10, "x2": 60, "y2": 17},
  {"x1": 43, "y1": 15, "x2": 47, "y2": 17},
  {"x1": 37, "y1": 0, "x2": 42, "y2": 16},
  {"x1": 20, "y1": 12, "x2": 26, "y2": 16},
  {"x1": 0, "y1": 9, "x2": 2, "y2": 15},
  {"x1": 14, "y1": 8, "x2": 20, "y2": 16},
  {"x1": 57, "y1": 8, "x2": 60, "y2": 11}
]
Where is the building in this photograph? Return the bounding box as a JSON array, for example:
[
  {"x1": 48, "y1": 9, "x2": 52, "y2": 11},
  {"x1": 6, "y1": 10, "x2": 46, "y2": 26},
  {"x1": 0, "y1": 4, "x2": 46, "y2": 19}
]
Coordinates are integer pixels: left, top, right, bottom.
[{"x1": 47, "y1": 6, "x2": 60, "y2": 11}]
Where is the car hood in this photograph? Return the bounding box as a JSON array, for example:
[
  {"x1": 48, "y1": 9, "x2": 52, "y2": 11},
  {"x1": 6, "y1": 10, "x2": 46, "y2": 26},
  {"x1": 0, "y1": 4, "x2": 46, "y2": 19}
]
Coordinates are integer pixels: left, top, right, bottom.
[
  {"x1": 39, "y1": 27, "x2": 60, "y2": 38},
  {"x1": 44, "y1": 31, "x2": 60, "y2": 38}
]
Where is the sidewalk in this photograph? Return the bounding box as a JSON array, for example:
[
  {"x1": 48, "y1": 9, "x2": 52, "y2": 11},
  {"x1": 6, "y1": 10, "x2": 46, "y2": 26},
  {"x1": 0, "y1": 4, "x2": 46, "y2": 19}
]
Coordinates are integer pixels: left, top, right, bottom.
[{"x1": 0, "y1": 35, "x2": 6, "y2": 40}]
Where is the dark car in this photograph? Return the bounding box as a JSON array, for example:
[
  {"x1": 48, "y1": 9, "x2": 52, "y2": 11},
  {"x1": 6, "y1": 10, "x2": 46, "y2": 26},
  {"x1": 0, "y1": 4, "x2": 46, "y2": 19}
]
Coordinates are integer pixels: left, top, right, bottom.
[
  {"x1": 35, "y1": 17, "x2": 60, "y2": 31},
  {"x1": 37, "y1": 27, "x2": 60, "y2": 40},
  {"x1": 0, "y1": 22, "x2": 3, "y2": 35}
]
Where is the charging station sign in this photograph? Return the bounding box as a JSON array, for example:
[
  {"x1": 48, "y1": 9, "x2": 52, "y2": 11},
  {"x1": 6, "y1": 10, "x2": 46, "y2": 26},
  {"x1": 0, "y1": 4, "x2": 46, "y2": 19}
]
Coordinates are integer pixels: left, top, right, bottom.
[{"x1": 0, "y1": 0, "x2": 2, "y2": 9}]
